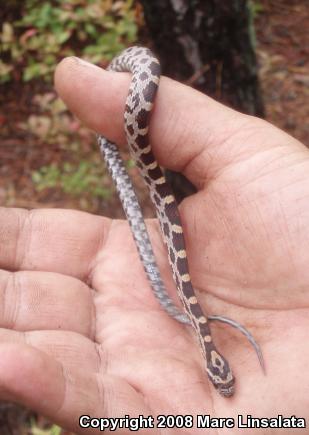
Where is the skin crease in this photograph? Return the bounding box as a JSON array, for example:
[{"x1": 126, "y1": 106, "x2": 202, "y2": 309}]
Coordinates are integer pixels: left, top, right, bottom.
[{"x1": 0, "y1": 56, "x2": 308, "y2": 434}]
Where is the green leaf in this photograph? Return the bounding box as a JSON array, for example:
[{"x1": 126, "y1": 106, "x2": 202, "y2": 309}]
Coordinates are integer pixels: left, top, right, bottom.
[{"x1": 3, "y1": 0, "x2": 138, "y2": 83}]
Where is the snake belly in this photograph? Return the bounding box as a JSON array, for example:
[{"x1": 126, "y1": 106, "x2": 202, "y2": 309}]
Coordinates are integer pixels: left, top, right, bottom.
[{"x1": 98, "y1": 46, "x2": 235, "y2": 397}]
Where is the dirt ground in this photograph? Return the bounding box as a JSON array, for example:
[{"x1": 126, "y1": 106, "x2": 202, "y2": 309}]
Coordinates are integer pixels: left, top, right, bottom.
[
  {"x1": 0, "y1": 0, "x2": 308, "y2": 433},
  {"x1": 255, "y1": 0, "x2": 308, "y2": 145}
]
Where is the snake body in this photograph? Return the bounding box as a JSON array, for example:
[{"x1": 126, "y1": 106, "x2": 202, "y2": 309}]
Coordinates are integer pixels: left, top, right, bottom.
[{"x1": 98, "y1": 46, "x2": 263, "y2": 397}]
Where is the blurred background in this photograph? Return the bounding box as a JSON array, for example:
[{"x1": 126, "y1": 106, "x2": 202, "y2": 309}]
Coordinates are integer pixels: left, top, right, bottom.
[{"x1": 0, "y1": 0, "x2": 308, "y2": 433}]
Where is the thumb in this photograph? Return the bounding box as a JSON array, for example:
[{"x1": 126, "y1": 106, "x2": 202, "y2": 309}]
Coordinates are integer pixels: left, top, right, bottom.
[{"x1": 54, "y1": 56, "x2": 301, "y2": 188}]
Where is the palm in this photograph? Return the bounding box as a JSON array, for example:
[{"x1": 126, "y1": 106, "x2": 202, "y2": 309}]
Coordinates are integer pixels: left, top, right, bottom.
[{"x1": 92, "y1": 131, "x2": 309, "y2": 418}]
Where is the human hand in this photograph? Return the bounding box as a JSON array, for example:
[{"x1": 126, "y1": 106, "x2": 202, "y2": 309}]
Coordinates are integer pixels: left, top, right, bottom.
[{"x1": 0, "y1": 56, "x2": 308, "y2": 433}]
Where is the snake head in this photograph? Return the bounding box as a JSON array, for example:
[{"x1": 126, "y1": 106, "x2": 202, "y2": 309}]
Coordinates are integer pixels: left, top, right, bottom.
[{"x1": 206, "y1": 349, "x2": 235, "y2": 397}]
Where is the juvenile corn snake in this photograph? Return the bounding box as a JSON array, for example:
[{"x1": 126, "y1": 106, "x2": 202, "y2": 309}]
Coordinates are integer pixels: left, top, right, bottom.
[{"x1": 97, "y1": 46, "x2": 264, "y2": 397}]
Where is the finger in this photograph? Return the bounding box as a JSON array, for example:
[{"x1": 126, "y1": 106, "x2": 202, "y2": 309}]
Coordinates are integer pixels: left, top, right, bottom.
[
  {"x1": 0, "y1": 207, "x2": 109, "y2": 278},
  {"x1": 0, "y1": 329, "x2": 99, "y2": 372},
  {"x1": 0, "y1": 270, "x2": 94, "y2": 335},
  {"x1": 54, "y1": 56, "x2": 303, "y2": 188},
  {"x1": 0, "y1": 330, "x2": 215, "y2": 420},
  {"x1": 0, "y1": 343, "x2": 152, "y2": 434}
]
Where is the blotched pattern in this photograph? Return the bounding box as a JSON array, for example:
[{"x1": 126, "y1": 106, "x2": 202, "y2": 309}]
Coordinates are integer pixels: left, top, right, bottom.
[{"x1": 97, "y1": 46, "x2": 264, "y2": 397}]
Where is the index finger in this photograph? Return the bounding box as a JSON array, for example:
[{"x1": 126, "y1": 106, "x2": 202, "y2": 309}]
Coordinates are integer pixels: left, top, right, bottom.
[
  {"x1": 54, "y1": 56, "x2": 303, "y2": 190},
  {"x1": 0, "y1": 207, "x2": 109, "y2": 278}
]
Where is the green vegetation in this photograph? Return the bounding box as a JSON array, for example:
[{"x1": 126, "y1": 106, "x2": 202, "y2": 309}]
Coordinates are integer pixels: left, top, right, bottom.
[
  {"x1": 0, "y1": 0, "x2": 137, "y2": 83},
  {"x1": 30, "y1": 420, "x2": 62, "y2": 435},
  {"x1": 1, "y1": 1, "x2": 137, "y2": 208},
  {"x1": 32, "y1": 160, "x2": 111, "y2": 199}
]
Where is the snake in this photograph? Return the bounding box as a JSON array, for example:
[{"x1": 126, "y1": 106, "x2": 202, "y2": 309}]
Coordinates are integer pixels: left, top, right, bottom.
[{"x1": 97, "y1": 46, "x2": 264, "y2": 397}]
